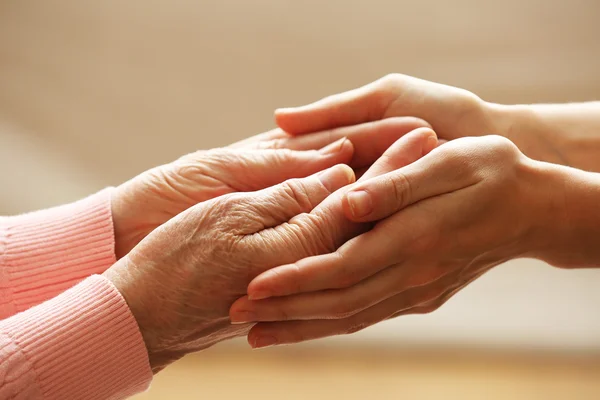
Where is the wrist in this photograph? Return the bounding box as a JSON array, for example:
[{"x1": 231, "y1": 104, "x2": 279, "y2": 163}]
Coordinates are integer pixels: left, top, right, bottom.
[
  {"x1": 111, "y1": 185, "x2": 129, "y2": 259},
  {"x1": 111, "y1": 182, "x2": 146, "y2": 259},
  {"x1": 527, "y1": 160, "x2": 600, "y2": 268},
  {"x1": 103, "y1": 256, "x2": 245, "y2": 374},
  {"x1": 487, "y1": 103, "x2": 569, "y2": 165}
]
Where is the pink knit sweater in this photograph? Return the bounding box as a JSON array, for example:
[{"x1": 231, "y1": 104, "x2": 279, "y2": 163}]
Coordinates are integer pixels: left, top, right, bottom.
[{"x1": 0, "y1": 189, "x2": 152, "y2": 399}]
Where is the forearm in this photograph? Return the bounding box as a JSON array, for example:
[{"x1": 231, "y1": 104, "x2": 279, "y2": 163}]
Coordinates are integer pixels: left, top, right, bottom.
[
  {"x1": 0, "y1": 275, "x2": 151, "y2": 399},
  {"x1": 491, "y1": 102, "x2": 600, "y2": 172},
  {"x1": 0, "y1": 189, "x2": 117, "y2": 319}
]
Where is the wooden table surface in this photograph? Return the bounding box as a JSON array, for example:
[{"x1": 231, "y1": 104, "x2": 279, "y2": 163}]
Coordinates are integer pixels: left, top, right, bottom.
[{"x1": 133, "y1": 345, "x2": 600, "y2": 400}]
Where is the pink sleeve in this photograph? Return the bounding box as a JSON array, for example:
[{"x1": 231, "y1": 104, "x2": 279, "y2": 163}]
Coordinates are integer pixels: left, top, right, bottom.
[
  {"x1": 0, "y1": 190, "x2": 153, "y2": 398},
  {"x1": 0, "y1": 275, "x2": 152, "y2": 399},
  {"x1": 0, "y1": 189, "x2": 117, "y2": 319}
]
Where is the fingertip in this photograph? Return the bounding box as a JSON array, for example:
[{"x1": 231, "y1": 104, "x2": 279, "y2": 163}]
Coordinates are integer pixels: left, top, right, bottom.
[
  {"x1": 409, "y1": 127, "x2": 438, "y2": 156},
  {"x1": 317, "y1": 163, "x2": 356, "y2": 193},
  {"x1": 247, "y1": 325, "x2": 276, "y2": 349},
  {"x1": 274, "y1": 107, "x2": 302, "y2": 135},
  {"x1": 248, "y1": 262, "x2": 305, "y2": 299},
  {"x1": 247, "y1": 278, "x2": 273, "y2": 301},
  {"x1": 424, "y1": 133, "x2": 439, "y2": 155},
  {"x1": 275, "y1": 103, "x2": 332, "y2": 136},
  {"x1": 342, "y1": 196, "x2": 355, "y2": 221},
  {"x1": 229, "y1": 295, "x2": 254, "y2": 324},
  {"x1": 343, "y1": 190, "x2": 373, "y2": 221},
  {"x1": 340, "y1": 137, "x2": 355, "y2": 160},
  {"x1": 338, "y1": 163, "x2": 357, "y2": 185},
  {"x1": 397, "y1": 127, "x2": 438, "y2": 157},
  {"x1": 318, "y1": 137, "x2": 354, "y2": 163}
]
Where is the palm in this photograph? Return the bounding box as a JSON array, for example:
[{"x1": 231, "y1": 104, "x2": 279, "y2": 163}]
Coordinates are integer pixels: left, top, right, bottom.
[{"x1": 381, "y1": 75, "x2": 492, "y2": 140}]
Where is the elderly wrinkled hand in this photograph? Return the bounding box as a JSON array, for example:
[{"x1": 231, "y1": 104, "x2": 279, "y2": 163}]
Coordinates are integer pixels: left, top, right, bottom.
[
  {"x1": 110, "y1": 117, "x2": 428, "y2": 258},
  {"x1": 233, "y1": 135, "x2": 600, "y2": 347},
  {"x1": 102, "y1": 127, "x2": 436, "y2": 373}
]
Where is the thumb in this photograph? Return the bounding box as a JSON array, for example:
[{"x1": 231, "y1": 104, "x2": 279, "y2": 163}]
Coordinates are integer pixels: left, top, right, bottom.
[
  {"x1": 230, "y1": 164, "x2": 356, "y2": 236},
  {"x1": 359, "y1": 127, "x2": 438, "y2": 182},
  {"x1": 275, "y1": 77, "x2": 396, "y2": 135},
  {"x1": 340, "y1": 127, "x2": 437, "y2": 221}
]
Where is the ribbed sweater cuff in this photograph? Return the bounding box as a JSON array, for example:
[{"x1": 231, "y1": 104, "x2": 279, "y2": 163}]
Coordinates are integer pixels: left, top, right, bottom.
[
  {"x1": 0, "y1": 275, "x2": 152, "y2": 399},
  {"x1": 0, "y1": 189, "x2": 117, "y2": 317}
]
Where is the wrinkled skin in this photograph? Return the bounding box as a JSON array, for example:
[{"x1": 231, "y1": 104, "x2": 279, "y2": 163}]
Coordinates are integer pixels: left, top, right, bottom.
[
  {"x1": 233, "y1": 135, "x2": 600, "y2": 347},
  {"x1": 104, "y1": 127, "x2": 438, "y2": 373},
  {"x1": 111, "y1": 117, "x2": 428, "y2": 258}
]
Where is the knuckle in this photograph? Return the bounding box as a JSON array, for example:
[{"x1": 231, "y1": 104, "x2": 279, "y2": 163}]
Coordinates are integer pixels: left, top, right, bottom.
[
  {"x1": 487, "y1": 135, "x2": 520, "y2": 157},
  {"x1": 453, "y1": 90, "x2": 486, "y2": 131},
  {"x1": 381, "y1": 73, "x2": 403, "y2": 86},
  {"x1": 203, "y1": 148, "x2": 234, "y2": 164},
  {"x1": 456, "y1": 89, "x2": 483, "y2": 112},
  {"x1": 289, "y1": 214, "x2": 338, "y2": 256},
  {"x1": 218, "y1": 193, "x2": 244, "y2": 215},
  {"x1": 281, "y1": 179, "x2": 314, "y2": 211},
  {"x1": 173, "y1": 161, "x2": 204, "y2": 180},
  {"x1": 263, "y1": 138, "x2": 287, "y2": 150},
  {"x1": 274, "y1": 148, "x2": 295, "y2": 162},
  {"x1": 436, "y1": 143, "x2": 484, "y2": 183},
  {"x1": 217, "y1": 193, "x2": 264, "y2": 234},
  {"x1": 388, "y1": 171, "x2": 412, "y2": 209}
]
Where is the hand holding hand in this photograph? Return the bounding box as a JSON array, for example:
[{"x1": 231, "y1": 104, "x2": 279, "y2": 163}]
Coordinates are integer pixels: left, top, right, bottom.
[
  {"x1": 111, "y1": 117, "x2": 428, "y2": 258},
  {"x1": 275, "y1": 73, "x2": 569, "y2": 165},
  {"x1": 105, "y1": 127, "x2": 438, "y2": 372},
  {"x1": 234, "y1": 135, "x2": 599, "y2": 347}
]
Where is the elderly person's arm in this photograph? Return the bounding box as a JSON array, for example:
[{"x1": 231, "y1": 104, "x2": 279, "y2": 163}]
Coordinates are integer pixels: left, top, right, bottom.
[
  {"x1": 0, "y1": 193, "x2": 152, "y2": 399},
  {"x1": 0, "y1": 190, "x2": 117, "y2": 319}
]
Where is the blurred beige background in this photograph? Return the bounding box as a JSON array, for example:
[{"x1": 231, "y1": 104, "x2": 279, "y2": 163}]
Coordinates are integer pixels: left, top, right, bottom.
[{"x1": 1, "y1": 1, "x2": 600, "y2": 399}]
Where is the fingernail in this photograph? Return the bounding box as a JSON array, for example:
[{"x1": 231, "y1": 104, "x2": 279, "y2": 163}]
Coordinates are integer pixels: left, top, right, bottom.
[
  {"x1": 319, "y1": 137, "x2": 348, "y2": 155},
  {"x1": 346, "y1": 190, "x2": 373, "y2": 218},
  {"x1": 318, "y1": 164, "x2": 355, "y2": 192},
  {"x1": 252, "y1": 335, "x2": 278, "y2": 349},
  {"x1": 230, "y1": 311, "x2": 257, "y2": 324},
  {"x1": 248, "y1": 290, "x2": 272, "y2": 301}
]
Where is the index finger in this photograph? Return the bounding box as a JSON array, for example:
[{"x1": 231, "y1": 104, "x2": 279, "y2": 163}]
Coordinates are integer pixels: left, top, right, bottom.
[{"x1": 275, "y1": 76, "x2": 396, "y2": 135}]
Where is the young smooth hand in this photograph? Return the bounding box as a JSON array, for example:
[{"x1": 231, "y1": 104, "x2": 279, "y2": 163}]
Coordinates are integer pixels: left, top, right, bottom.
[
  {"x1": 233, "y1": 135, "x2": 600, "y2": 347},
  {"x1": 275, "y1": 73, "x2": 576, "y2": 167}
]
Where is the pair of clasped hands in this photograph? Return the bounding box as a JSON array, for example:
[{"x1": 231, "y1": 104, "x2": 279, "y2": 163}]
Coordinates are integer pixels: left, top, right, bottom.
[{"x1": 104, "y1": 74, "x2": 600, "y2": 373}]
